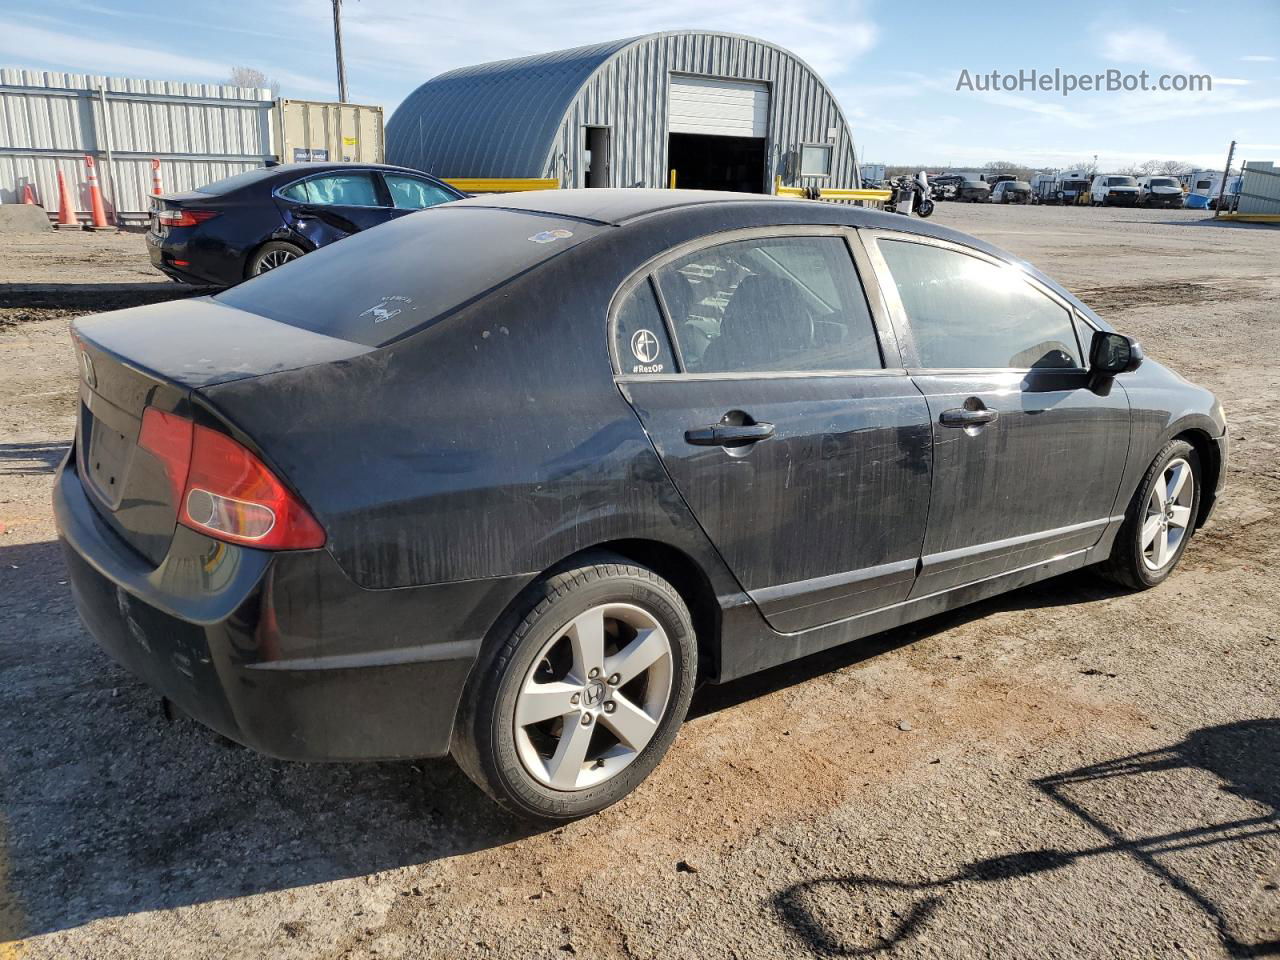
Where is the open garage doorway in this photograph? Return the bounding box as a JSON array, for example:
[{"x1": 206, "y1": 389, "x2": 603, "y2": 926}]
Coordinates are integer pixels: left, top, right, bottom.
[
  {"x1": 667, "y1": 133, "x2": 767, "y2": 193},
  {"x1": 666, "y1": 75, "x2": 770, "y2": 193}
]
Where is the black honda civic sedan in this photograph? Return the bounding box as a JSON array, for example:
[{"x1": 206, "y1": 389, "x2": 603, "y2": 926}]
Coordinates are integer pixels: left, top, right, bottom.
[
  {"x1": 146, "y1": 161, "x2": 464, "y2": 286},
  {"x1": 57, "y1": 189, "x2": 1227, "y2": 821}
]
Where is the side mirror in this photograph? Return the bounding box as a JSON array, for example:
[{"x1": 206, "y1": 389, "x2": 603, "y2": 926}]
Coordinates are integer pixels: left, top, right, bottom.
[{"x1": 1089, "y1": 330, "x2": 1143, "y2": 378}]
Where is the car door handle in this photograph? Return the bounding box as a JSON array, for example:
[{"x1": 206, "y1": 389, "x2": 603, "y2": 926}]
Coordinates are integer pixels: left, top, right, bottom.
[
  {"x1": 685, "y1": 422, "x2": 775, "y2": 446},
  {"x1": 939, "y1": 407, "x2": 998, "y2": 427}
]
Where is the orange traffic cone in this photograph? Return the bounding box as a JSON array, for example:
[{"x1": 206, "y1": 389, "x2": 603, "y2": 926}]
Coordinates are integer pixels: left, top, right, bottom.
[
  {"x1": 20, "y1": 183, "x2": 36, "y2": 204},
  {"x1": 54, "y1": 170, "x2": 79, "y2": 229},
  {"x1": 151, "y1": 158, "x2": 163, "y2": 196},
  {"x1": 84, "y1": 155, "x2": 112, "y2": 230}
]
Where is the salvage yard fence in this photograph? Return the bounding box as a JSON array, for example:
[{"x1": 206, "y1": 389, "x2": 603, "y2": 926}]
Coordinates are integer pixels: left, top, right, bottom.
[{"x1": 0, "y1": 68, "x2": 274, "y2": 223}]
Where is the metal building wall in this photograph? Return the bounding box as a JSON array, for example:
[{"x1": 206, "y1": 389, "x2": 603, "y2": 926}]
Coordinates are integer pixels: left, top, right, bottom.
[
  {"x1": 0, "y1": 68, "x2": 274, "y2": 221},
  {"x1": 1237, "y1": 161, "x2": 1280, "y2": 215},
  {"x1": 550, "y1": 32, "x2": 859, "y2": 190},
  {"x1": 387, "y1": 32, "x2": 860, "y2": 192},
  {"x1": 386, "y1": 39, "x2": 635, "y2": 179}
]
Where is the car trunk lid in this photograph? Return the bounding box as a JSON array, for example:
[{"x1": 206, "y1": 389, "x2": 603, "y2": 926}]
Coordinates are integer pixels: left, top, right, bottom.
[{"x1": 71, "y1": 297, "x2": 372, "y2": 565}]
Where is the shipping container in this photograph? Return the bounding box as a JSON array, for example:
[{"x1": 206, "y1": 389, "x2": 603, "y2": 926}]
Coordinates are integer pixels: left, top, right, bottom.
[{"x1": 274, "y1": 99, "x2": 384, "y2": 165}]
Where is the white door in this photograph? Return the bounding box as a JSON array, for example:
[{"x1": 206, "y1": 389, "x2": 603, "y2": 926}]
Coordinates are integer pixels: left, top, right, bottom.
[{"x1": 667, "y1": 76, "x2": 770, "y2": 138}]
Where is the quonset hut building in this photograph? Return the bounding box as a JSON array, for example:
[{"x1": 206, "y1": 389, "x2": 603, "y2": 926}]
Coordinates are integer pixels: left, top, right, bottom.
[{"x1": 386, "y1": 31, "x2": 861, "y2": 194}]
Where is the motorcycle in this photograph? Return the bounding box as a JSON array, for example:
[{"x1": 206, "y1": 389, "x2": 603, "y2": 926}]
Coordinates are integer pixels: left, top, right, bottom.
[{"x1": 884, "y1": 171, "x2": 935, "y2": 218}]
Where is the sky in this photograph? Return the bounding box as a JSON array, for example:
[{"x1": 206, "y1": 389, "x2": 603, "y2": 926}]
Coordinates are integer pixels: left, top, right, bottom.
[{"x1": 2, "y1": 0, "x2": 1277, "y2": 171}]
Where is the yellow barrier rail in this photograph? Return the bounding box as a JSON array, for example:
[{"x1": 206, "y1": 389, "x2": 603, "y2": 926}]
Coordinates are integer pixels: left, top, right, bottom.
[
  {"x1": 774, "y1": 176, "x2": 891, "y2": 203},
  {"x1": 1216, "y1": 212, "x2": 1280, "y2": 223},
  {"x1": 443, "y1": 178, "x2": 560, "y2": 193}
]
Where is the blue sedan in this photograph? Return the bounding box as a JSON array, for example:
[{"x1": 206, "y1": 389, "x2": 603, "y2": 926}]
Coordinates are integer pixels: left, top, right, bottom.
[{"x1": 147, "y1": 162, "x2": 464, "y2": 286}]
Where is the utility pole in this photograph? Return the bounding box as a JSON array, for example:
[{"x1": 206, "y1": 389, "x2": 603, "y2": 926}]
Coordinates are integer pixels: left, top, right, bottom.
[
  {"x1": 332, "y1": 0, "x2": 349, "y2": 103},
  {"x1": 1214, "y1": 140, "x2": 1235, "y2": 218}
]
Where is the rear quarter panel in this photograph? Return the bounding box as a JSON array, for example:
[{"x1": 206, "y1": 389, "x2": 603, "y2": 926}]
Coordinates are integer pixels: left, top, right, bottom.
[{"x1": 197, "y1": 224, "x2": 742, "y2": 596}]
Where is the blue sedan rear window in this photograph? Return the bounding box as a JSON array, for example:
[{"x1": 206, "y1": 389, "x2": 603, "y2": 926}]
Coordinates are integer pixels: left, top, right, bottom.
[{"x1": 215, "y1": 205, "x2": 601, "y2": 348}]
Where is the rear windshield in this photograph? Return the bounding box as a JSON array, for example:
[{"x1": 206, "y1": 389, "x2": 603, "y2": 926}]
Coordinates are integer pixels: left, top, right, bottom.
[
  {"x1": 194, "y1": 167, "x2": 277, "y2": 195},
  {"x1": 216, "y1": 205, "x2": 601, "y2": 347}
]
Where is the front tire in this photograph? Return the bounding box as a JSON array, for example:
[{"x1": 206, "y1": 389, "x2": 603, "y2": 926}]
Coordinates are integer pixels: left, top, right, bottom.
[
  {"x1": 453, "y1": 556, "x2": 697, "y2": 822},
  {"x1": 1099, "y1": 439, "x2": 1201, "y2": 590}
]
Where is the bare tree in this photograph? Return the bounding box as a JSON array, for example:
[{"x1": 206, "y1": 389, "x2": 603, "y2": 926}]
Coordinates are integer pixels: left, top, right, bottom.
[
  {"x1": 1158, "y1": 160, "x2": 1192, "y2": 176},
  {"x1": 227, "y1": 66, "x2": 281, "y2": 99}
]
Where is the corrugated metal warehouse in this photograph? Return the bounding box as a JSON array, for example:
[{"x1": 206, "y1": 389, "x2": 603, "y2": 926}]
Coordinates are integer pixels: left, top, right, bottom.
[
  {"x1": 386, "y1": 31, "x2": 862, "y2": 193},
  {"x1": 0, "y1": 68, "x2": 274, "y2": 222}
]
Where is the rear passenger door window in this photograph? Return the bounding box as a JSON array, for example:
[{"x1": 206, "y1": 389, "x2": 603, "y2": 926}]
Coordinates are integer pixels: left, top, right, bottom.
[
  {"x1": 279, "y1": 172, "x2": 383, "y2": 207},
  {"x1": 875, "y1": 239, "x2": 1082, "y2": 369},
  {"x1": 655, "y1": 236, "x2": 882, "y2": 374},
  {"x1": 613, "y1": 279, "x2": 675, "y2": 375}
]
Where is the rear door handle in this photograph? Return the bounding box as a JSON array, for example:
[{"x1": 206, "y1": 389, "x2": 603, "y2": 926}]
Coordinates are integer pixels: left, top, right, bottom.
[
  {"x1": 685, "y1": 421, "x2": 775, "y2": 446},
  {"x1": 939, "y1": 407, "x2": 998, "y2": 427}
]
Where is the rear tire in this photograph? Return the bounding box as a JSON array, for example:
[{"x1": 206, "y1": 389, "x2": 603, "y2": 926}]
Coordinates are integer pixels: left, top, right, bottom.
[
  {"x1": 452, "y1": 555, "x2": 697, "y2": 822},
  {"x1": 247, "y1": 241, "x2": 305, "y2": 277},
  {"x1": 1098, "y1": 439, "x2": 1201, "y2": 590}
]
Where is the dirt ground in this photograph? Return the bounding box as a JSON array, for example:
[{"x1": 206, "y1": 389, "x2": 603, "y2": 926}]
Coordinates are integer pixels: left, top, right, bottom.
[{"x1": 0, "y1": 205, "x2": 1277, "y2": 960}]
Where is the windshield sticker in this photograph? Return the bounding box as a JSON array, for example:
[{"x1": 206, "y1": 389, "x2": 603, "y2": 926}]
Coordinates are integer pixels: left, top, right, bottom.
[
  {"x1": 360, "y1": 296, "x2": 414, "y2": 324},
  {"x1": 528, "y1": 228, "x2": 574, "y2": 244}
]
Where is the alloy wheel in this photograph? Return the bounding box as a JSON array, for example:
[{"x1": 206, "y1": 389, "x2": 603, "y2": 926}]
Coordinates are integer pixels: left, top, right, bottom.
[
  {"x1": 514, "y1": 603, "x2": 673, "y2": 791},
  {"x1": 1141, "y1": 457, "x2": 1195, "y2": 571},
  {"x1": 257, "y1": 249, "x2": 297, "y2": 273}
]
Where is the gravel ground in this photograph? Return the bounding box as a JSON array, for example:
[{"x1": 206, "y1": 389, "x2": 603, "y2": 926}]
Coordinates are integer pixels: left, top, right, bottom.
[{"x1": 0, "y1": 205, "x2": 1277, "y2": 960}]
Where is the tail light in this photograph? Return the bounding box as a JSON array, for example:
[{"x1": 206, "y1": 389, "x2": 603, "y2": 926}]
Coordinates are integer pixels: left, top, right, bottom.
[
  {"x1": 157, "y1": 208, "x2": 219, "y2": 227},
  {"x1": 138, "y1": 407, "x2": 325, "y2": 549}
]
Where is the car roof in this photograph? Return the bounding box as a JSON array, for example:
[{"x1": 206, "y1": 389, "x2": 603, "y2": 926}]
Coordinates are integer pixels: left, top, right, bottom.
[
  {"x1": 266, "y1": 161, "x2": 447, "y2": 180},
  {"x1": 445, "y1": 188, "x2": 1107, "y2": 328},
  {"x1": 455, "y1": 188, "x2": 801, "y2": 226}
]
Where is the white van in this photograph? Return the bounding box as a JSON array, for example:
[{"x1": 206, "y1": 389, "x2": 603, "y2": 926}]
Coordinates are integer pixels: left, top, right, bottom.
[
  {"x1": 1137, "y1": 176, "x2": 1185, "y2": 208},
  {"x1": 1091, "y1": 175, "x2": 1140, "y2": 207}
]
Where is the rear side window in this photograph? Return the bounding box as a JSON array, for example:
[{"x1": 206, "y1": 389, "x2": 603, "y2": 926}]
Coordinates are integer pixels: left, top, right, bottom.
[
  {"x1": 217, "y1": 206, "x2": 600, "y2": 348},
  {"x1": 877, "y1": 239, "x2": 1082, "y2": 369},
  {"x1": 385, "y1": 174, "x2": 455, "y2": 210},
  {"x1": 279, "y1": 172, "x2": 381, "y2": 206},
  {"x1": 613, "y1": 280, "x2": 674, "y2": 375},
  {"x1": 655, "y1": 236, "x2": 882, "y2": 374}
]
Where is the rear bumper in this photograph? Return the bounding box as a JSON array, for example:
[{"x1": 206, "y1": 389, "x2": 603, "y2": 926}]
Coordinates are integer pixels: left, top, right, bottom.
[
  {"x1": 54, "y1": 452, "x2": 532, "y2": 760},
  {"x1": 146, "y1": 231, "x2": 235, "y2": 286}
]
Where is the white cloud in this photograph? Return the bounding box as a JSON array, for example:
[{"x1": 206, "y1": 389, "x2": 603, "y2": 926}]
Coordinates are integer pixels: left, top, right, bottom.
[
  {"x1": 1213, "y1": 77, "x2": 1251, "y2": 86},
  {"x1": 0, "y1": 20, "x2": 330, "y2": 94},
  {"x1": 1100, "y1": 29, "x2": 1200, "y2": 72},
  {"x1": 282, "y1": 0, "x2": 877, "y2": 102},
  {"x1": 1239, "y1": 55, "x2": 1277, "y2": 62}
]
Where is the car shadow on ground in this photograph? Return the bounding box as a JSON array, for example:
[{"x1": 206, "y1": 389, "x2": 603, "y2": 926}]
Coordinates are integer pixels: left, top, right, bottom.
[
  {"x1": 1111, "y1": 217, "x2": 1278, "y2": 231},
  {"x1": 0, "y1": 283, "x2": 213, "y2": 311},
  {"x1": 691, "y1": 566, "x2": 1127, "y2": 719},
  {"x1": 0, "y1": 441, "x2": 69, "y2": 477},
  {"x1": 0, "y1": 540, "x2": 1159, "y2": 940},
  {"x1": 770, "y1": 718, "x2": 1280, "y2": 957}
]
